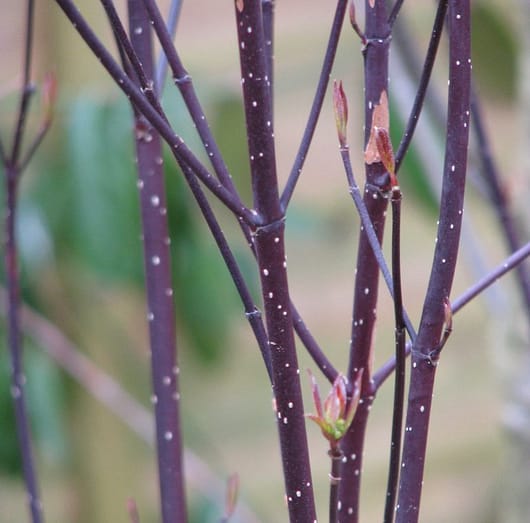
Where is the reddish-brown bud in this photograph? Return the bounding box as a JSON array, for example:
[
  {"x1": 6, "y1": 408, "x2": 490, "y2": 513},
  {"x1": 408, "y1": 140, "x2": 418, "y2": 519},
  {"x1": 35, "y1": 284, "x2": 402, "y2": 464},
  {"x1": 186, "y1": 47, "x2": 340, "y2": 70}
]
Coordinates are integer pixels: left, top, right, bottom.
[
  {"x1": 374, "y1": 126, "x2": 398, "y2": 187},
  {"x1": 333, "y1": 80, "x2": 348, "y2": 148}
]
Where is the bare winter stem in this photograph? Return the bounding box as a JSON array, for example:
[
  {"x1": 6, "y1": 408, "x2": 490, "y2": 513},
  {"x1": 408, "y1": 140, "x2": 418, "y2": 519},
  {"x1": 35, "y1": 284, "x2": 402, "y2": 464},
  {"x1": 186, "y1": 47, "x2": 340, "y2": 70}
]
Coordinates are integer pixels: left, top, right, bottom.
[
  {"x1": 394, "y1": 0, "x2": 448, "y2": 173},
  {"x1": 339, "y1": 148, "x2": 416, "y2": 342},
  {"x1": 4, "y1": 169, "x2": 44, "y2": 523},
  {"x1": 1, "y1": 2, "x2": 47, "y2": 521},
  {"x1": 396, "y1": 2, "x2": 471, "y2": 521},
  {"x1": 383, "y1": 188, "x2": 406, "y2": 523},
  {"x1": 128, "y1": 3, "x2": 187, "y2": 521},
  {"x1": 338, "y1": 2, "x2": 392, "y2": 519},
  {"x1": 235, "y1": 2, "x2": 316, "y2": 521},
  {"x1": 329, "y1": 448, "x2": 343, "y2": 523}
]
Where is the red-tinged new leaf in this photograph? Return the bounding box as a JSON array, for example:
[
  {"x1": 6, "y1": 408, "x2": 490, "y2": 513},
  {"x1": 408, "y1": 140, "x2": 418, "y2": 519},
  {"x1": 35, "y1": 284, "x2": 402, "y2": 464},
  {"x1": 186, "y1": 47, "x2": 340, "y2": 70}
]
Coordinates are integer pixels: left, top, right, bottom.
[
  {"x1": 333, "y1": 80, "x2": 348, "y2": 148},
  {"x1": 307, "y1": 368, "x2": 323, "y2": 420},
  {"x1": 443, "y1": 296, "x2": 453, "y2": 333},
  {"x1": 343, "y1": 368, "x2": 364, "y2": 430},
  {"x1": 374, "y1": 126, "x2": 397, "y2": 187}
]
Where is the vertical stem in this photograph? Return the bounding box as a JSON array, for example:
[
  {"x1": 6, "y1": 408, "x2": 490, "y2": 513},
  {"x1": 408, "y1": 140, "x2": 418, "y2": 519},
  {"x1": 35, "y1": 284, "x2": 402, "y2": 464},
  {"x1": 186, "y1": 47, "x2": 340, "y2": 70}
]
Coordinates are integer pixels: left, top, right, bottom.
[
  {"x1": 338, "y1": 2, "x2": 391, "y2": 520},
  {"x1": 329, "y1": 448, "x2": 343, "y2": 523},
  {"x1": 396, "y1": 2, "x2": 471, "y2": 522},
  {"x1": 235, "y1": 2, "x2": 316, "y2": 521},
  {"x1": 128, "y1": 2, "x2": 187, "y2": 522},
  {"x1": 261, "y1": 0, "x2": 274, "y2": 107},
  {"x1": 383, "y1": 189, "x2": 405, "y2": 523},
  {"x1": 4, "y1": 169, "x2": 44, "y2": 523}
]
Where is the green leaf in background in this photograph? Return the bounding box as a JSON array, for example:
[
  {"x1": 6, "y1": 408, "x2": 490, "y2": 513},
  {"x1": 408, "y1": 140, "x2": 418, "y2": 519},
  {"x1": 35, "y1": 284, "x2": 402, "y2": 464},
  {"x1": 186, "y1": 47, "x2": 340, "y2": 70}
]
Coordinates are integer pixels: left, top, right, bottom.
[
  {"x1": 471, "y1": 3, "x2": 517, "y2": 101},
  {"x1": 31, "y1": 95, "x2": 242, "y2": 364}
]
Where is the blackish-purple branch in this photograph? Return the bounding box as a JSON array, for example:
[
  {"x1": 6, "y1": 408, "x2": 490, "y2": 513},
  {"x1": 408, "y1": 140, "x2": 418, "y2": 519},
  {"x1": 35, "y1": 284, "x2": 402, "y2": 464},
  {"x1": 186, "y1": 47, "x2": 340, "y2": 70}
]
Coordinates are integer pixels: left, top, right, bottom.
[
  {"x1": 128, "y1": 2, "x2": 187, "y2": 521},
  {"x1": 235, "y1": 2, "x2": 316, "y2": 521},
  {"x1": 396, "y1": 3, "x2": 471, "y2": 521}
]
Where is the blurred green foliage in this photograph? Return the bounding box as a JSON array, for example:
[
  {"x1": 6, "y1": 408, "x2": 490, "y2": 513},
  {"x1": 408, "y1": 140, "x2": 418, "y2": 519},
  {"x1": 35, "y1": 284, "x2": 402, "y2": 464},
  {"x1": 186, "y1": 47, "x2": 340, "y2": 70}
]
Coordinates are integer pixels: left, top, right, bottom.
[
  {"x1": 471, "y1": 3, "x2": 517, "y2": 100},
  {"x1": 0, "y1": 91, "x2": 251, "y2": 478}
]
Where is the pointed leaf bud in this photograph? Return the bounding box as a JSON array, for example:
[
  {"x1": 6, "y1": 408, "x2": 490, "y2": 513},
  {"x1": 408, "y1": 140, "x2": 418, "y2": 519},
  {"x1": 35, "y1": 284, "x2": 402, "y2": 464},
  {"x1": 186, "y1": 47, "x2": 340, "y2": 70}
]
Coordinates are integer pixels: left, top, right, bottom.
[
  {"x1": 306, "y1": 370, "x2": 363, "y2": 447},
  {"x1": 374, "y1": 126, "x2": 397, "y2": 187},
  {"x1": 333, "y1": 80, "x2": 348, "y2": 148}
]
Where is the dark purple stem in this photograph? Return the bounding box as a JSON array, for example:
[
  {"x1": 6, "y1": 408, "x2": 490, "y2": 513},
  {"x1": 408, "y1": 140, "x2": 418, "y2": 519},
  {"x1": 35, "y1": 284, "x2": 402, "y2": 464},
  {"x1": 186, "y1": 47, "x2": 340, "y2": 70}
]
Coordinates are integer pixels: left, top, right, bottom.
[
  {"x1": 338, "y1": 2, "x2": 391, "y2": 521},
  {"x1": 281, "y1": 0, "x2": 348, "y2": 210},
  {"x1": 4, "y1": 169, "x2": 44, "y2": 523},
  {"x1": 291, "y1": 304, "x2": 339, "y2": 383},
  {"x1": 383, "y1": 189, "x2": 406, "y2": 523},
  {"x1": 396, "y1": 3, "x2": 471, "y2": 521},
  {"x1": 54, "y1": 0, "x2": 256, "y2": 225},
  {"x1": 128, "y1": 3, "x2": 187, "y2": 521},
  {"x1": 182, "y1": 164, "x2": 273, "y2": 380},
  {"x1": 387, "y1": 0, "x2": 405, "y2": 28},
  {"x1": 261, "y1": 0, "x2": 275, "y2": 106},
  {"x1": 339, "y1": 147, "x2": 416, "y2": 341},
  {"x1": 394, "y1": 0, "x2": 448, "y2": 173},
  {"x1": 141, "y1": 0, "x2": 237, "y2": 194},
  {"x1": 2, "y1": 2, "x2": 45, "y2": 521},
  {"x1": 235, "y1": 2, "x2": 316, "y2": 521},
  {"x1": 329, "y1": 447, "x2": 343, "y2": 523}
]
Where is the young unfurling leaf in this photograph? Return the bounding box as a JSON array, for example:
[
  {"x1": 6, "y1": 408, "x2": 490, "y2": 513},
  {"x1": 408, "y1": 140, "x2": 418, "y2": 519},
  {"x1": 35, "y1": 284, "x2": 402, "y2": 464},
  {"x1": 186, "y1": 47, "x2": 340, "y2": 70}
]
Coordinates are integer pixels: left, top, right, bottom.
[{"x1": 333, "y1": 80, "x2": 348, "y2": 148}]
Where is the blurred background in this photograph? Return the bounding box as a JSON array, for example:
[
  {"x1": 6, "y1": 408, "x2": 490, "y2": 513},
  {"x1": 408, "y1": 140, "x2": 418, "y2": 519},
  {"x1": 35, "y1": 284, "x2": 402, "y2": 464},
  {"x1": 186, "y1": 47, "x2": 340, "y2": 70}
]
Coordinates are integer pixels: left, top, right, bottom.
[{"x1": 0, "y1": 0, "x2": 528, "y2": 521}]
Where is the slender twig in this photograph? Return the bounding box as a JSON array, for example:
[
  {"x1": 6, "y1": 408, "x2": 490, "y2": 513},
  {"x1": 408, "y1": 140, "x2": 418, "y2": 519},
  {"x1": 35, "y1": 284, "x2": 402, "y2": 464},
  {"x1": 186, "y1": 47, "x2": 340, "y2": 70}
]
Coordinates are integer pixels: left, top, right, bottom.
[
  {"x1": 155, "y1": 0, "x2": 183, "y2": 94},
  {"x1": 128, "y1": 3, "x2": 187, "y2": 521},
  {"x1": 291, "y1": 304, "x2": 339, "y2": 383},
  {"x1": 394, "y1": 0, "x2": 448, "y2": 173},
  {"x1": 235, "y1": 2, "x2": 316, "y2": 521},
  {"x1": 383, "y1": 187, "x2": 406, "y2": 523},
  {"x1": 141, "y1": 0, "x2": 238, "y2": 194},
  {"x1": 329, "y1": 448, "x2": 343, "y2": 523},
  {"x1": 54, "y1": 0, "x2": 256, "y2": 225},
  {"x1": 387, "y1": 0, "x2": 405, "y2": 28},
  {"x1": 2, "y1": 2, "x2": 46, "y2": 521},
  {"x1": 396, "y1": 3, "x2": 471, "y2": 521},
  {"x1": 182, "y1": 165, "x2": 273, "y2": 381},
  {"x1": 10, "y1": 0, "x2": 36, "y2": 164},
  {"x1": 4, "y1": 167, "x2": 44, "y2": 523},
  {"x1": 339, "y1": 147, "x2": 416, "y2": 341},
  {"x1": 337, "y1": 2, "x2": 393, "y2": 519},
  {"x1": 453, "y1": 241, "x2": 530, "y2": 314},
  {"x1": 281, "y1": 0, "x2": 349, "y2": 210}
]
